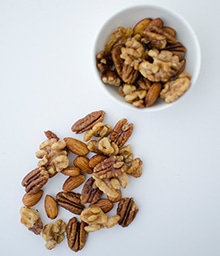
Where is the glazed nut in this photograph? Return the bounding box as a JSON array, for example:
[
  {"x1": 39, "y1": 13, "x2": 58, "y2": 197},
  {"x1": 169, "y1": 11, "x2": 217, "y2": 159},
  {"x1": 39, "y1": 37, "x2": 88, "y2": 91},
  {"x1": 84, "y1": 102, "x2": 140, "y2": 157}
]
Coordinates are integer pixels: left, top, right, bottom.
[
  {"x1": 22, "y1": 190, "x2": 44, "y2": 207},
  {"x1": 42, "y1": 219, "x2": 66, "y2": 250},
  {"x1": 64, "y1": 137, "x2": 89, "y2": 156},
  {"x1": 20, "y1": 206, "x2": 43, "y2": 235},
  {"x1": 73, "y1": 156, "x2": 93, "y2": 174},
  {"x1": 71, "y1": 110, "x2": 105, "y2": 134},
  {"x1": 66, "y1": 217, "x2": 88, "y2": 252},
  {"x1": 44, "y1": 194, "x2": 58, "y2": 219},
  {"x1": 62, "y1": 174, "x2": 86, "y2": 192},
  {"x1": 133, "y1": 17, "x2": 152, "y2": 35},
  {"x1": 81, "y1": 177, "x2": 103, "y2": 204},
  {"x1": 21, "y1": 167, "x2": 49, "y2": 194},
  {"x1": 117, "y1": 197, "x2": 139, "y2": 227},
  {"x1": 56, "y1": 191, "x2": 85, "y2": 215}
]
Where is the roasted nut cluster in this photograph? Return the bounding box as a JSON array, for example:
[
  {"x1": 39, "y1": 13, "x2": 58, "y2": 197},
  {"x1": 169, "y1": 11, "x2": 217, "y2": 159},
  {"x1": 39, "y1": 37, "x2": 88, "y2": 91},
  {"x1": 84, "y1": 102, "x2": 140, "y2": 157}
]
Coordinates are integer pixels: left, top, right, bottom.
[
  {"x1": 20, "y1": 110, "x2": 143, "y2": 252},
  {"x1": 96, "y1": 17, "x2": 191, "y2": 107}
]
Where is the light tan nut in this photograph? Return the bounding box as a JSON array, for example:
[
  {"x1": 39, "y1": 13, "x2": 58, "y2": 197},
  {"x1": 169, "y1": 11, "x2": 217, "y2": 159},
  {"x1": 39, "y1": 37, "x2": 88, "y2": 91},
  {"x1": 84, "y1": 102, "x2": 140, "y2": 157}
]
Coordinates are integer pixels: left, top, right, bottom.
[
  {"x1": 87, "y1": 138, "x2": 119, "y2": 155},
  {"x1": 64, "y1": 137, "x2": 89, "y2": 156},
  {"x1": 56, "y1": 191, "x2": 85, "y2": 215},
  {"x1": 139, "y1": 49, "x2": 185, "y2": 82},
  {"x1": 80, "y1": 177, "x2": 103, "y2": 204},
  {"x1": 42, "y1": 219, "x2": 66, "y2": 250},
  {"x1": 80, "y1": 206, "x2": 120, "y2": 232},
  {"x1": 22, "y1": 190, "x2": 43, "y2": 207},
  {"x1": 145, "y1": 82, "x2": 162, "y2": 107},
  {"x1": 36, "y1": 138, "x2": 69, "y2": 176},
  {"x1": 118, "y1": 145, "x2": 134, "y2": 163},
  {"x1": 21, "y1": 167, "x2": 49, "y2": 194},
  {"x1": 160, "y1": 72, "x2": 191, "y2": 103},
  {"x1": 126, "y1": 157, "x2": 143, "y2": 178},
  {"x1": 117, "y1": 197, "x2": 139, "y2": 227},
  {"x1": 62, "y1": 174, "x2": 86, "y2": 192},
  {"x1": 61, "y1": 166, "x2": 81, "y2": 176},
  {"x1": 93, "y1": 156, "x2": 126, "y2": 179},
  {"x1": 90, "y1": 199, "x2": 114, "y2": 213},
  {"x1": 73, "y1": 156, "x2": 93, "y2": 174},
  {"x1": 84, "y1": 122, "x2": 112, "y2": 142},
  {"x1": 44, "y1": 194, "x2": 58, "y2": 219},
  {"x1": 93, "y1": 176, "x2": 121, "y2": 200},
  {"x1": 88, "y1": 154, "x2": 108, "y2": 168},
  {"x1": 110, "y1": 118, "x2": 134, "y2": 148},
  {"x1": 20, "y1": 206, "x2": 43, "y2": 235},
  {"x1": 66, "y1": 217, "x2": 88, "y2": 252},
  {"x1": 71, "y1": 110, "x2": 105, "y2": 134},
  {"x1": 120, "y1": 36, "x2": 145, "y2": 70},
  {"x1": 104, "y1": 26, "x2": 133, "y2": 52}
]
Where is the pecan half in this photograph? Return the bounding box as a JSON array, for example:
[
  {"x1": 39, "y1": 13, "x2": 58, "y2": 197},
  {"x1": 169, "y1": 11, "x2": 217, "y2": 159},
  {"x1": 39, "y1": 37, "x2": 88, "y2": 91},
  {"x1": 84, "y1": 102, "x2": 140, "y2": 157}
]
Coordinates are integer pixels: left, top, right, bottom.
[
  {"x1": 71, "y1": 110, "x2": 105, "y2": 134},
  {"x1": 80, "y1": 177, "x2": 103, "y2": 204},
  {"x1": 110, "y1": 118, "x2": 134, "y2": 148},
  {"x1": 66, "y1": 217, "x2": 88, "y2": 252},
  {"x1": 56, "y1": 191, "x2": 85, "y2": 215},
  {"x1": 21, "y1": 167, "x2": 49, "y2": 194},
  {"x1": 93, "y1": 156, "x2": 126, "y2": 179},
  {"x1": 117, "y1": 197, "x2": 139, "y2": 227}
]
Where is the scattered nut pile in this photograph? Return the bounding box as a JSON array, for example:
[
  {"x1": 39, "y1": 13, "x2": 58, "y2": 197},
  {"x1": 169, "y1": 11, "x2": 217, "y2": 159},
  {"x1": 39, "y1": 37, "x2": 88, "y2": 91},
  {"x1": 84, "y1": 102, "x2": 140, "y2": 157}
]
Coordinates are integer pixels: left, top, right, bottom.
[
  {"x1": 96, "y1": 17, "x2": 191, "y2": 107},
  {"x1": 20, "y1": 110, "x2": 143, "y2": 252}
]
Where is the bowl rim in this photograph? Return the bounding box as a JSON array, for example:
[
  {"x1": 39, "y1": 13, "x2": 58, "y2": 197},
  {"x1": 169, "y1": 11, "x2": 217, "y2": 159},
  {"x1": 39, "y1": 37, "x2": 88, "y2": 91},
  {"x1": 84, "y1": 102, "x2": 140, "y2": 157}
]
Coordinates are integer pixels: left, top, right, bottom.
[{"x1": 93, "y1": 4, "x2": 201, "y2": 112}]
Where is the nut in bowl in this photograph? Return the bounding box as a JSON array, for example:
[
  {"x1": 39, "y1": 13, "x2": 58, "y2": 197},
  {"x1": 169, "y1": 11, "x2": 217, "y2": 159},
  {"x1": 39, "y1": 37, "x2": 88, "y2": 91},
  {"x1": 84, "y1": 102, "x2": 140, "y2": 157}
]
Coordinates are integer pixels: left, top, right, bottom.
[{"x1": 94, "y1": 5, "x2": 201, "y2": 111}]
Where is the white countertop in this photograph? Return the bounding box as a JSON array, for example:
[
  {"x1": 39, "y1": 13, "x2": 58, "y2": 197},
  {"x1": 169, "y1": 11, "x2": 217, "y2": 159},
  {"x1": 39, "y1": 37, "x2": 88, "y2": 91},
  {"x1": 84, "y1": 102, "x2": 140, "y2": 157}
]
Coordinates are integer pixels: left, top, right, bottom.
[{"x1": 0, "y1": 0, "x2": 219, "y2": 255}]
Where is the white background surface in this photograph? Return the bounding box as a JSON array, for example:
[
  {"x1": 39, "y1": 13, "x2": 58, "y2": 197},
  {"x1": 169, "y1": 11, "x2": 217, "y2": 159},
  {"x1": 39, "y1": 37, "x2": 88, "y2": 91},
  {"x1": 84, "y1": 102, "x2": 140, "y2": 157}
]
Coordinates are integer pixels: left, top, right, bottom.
[{"x1": 0, "y1": 0, "x2": 219, "y2": 255}]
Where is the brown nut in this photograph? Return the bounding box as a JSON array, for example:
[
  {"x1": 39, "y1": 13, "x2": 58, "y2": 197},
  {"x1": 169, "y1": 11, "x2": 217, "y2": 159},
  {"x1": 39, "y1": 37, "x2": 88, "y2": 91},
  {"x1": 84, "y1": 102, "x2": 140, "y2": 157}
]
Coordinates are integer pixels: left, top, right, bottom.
[
  {"x1": 117, "y1": 197, "x2": 139, "y2": 227},
  {"x1": 110, "y1": 118, "x2": 134, "y2": 148},
  {"x1": 61, "y1": 166, "x2": 81, "y2": 176},
  {"x1": 64, "y1": 137, "x2": 89, "y2": 156},
  {"x1": 66, "y1": 217, "x2": 88, "y2": 252},
  {"x1": 80, "y1": 177, "x2": 103, "y2": 204},
  {"x1": 56, "y1": 191, "x2": 85, "y2": 215},
  {"x1": 145, "y1": 82, "x2": 162, "y2": 107},
  {"x1": 62, "y1": 175, "x2": 86, "y2": 192},
  {"x1": 44, "y1": 194, "x2": 58, "y2": 219},
  {"x1": 73, "y1": 156, "x2": 93, "y2": 174},
  {"x1": 71, "y1": 110, "x2": 105, "y2": 134},
  {"x1": 133, "y1": 18, "x2": 152, "y2": 35},
  {"x1": 89, "y1": 154, "x2": 108, "y2": 168},
  {"x1": 21, "y1": 167, "x2": 49, "y2": 194},
  {"x1": 22, "y1": 190, "x2": 44, "y2": 207}
]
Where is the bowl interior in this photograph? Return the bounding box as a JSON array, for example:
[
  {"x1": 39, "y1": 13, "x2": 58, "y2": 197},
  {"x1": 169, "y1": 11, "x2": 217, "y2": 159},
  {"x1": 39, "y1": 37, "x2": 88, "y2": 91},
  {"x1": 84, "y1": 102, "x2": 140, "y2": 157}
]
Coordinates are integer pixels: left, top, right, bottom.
[{"x1": 94, "y1": 5, "x2": 201, "y2": 111}]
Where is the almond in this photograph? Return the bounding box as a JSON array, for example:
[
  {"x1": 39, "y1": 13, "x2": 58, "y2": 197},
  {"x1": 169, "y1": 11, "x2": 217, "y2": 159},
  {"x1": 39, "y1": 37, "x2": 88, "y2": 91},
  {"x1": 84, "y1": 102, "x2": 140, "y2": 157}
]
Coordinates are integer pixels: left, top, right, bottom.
[
  {"x1": 64, "y1": 137, "x2": 89, "y2": 156},
  {"x1": 22, "y1": 190, "x2": 43, "y2": 207},
  {"x1": 62, "y1": 175, "x2": 85, "y2": 192},
  {"x1": 61, "y1": 166, "x2": 81, "y2": 176},
  {"x1": 145, "y1": 83, "x2": 162, "y2": 107},
  {"x1": 44, "y1": 194, "x2": 58, "y2": 219},
  {"x1": 74, "y1": 156, "x2": 93, "y2": 174}
]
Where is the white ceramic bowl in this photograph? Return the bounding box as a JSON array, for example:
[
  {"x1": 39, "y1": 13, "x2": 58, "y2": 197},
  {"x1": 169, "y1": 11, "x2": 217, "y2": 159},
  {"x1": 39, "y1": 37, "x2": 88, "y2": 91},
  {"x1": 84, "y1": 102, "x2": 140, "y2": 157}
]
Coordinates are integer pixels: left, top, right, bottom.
[{"x1": 94, "y1": 5, "x2": 201, "y2": 111}]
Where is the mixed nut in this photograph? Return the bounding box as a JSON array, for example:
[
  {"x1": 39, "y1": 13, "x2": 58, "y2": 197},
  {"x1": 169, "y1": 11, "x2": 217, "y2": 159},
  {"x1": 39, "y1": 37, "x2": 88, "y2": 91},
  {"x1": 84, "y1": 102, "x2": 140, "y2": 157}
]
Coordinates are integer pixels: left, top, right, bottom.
[
  {"x1": 96, "y1": 17, "x2": 191, "y2": 107},
  {"x1": 20, "y1": 110, "x2": 143, "y2": 252}
]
